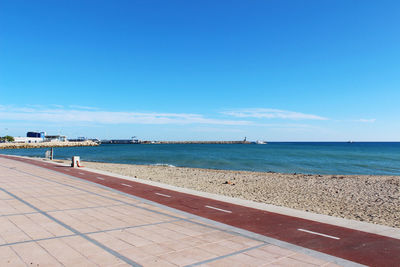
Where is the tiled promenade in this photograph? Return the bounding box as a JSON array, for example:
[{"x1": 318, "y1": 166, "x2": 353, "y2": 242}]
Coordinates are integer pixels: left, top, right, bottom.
[{"x1": 0, "y1": 157, "x2": 350, "y2": 266}]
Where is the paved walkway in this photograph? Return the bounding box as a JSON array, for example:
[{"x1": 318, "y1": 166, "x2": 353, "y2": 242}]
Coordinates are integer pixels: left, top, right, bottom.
[{"x1": 0, "y1": 156, "x2": 390, "y2": 266}]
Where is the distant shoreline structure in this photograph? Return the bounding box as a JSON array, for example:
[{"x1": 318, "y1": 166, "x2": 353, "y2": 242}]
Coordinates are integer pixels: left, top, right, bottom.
[
  {"x1": 145, "y1": 140, "x2": 252, "y2": 144},
  {"x1": 0, "y1": 140, "x2": 99, "y2": 149},
  {"x1": 101, "y1": 140, "x2": 252, "y2": 144}
]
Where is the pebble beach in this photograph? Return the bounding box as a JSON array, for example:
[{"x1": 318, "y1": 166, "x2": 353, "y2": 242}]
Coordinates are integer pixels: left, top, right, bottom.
[{"x1": 62, "y1": 160, "x2": 400, "y2": 228}]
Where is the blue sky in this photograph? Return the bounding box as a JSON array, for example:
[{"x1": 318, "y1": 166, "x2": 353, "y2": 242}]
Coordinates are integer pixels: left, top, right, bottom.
[{"x1": 1, "y1": 0, "x2": 399, "y2": 141}]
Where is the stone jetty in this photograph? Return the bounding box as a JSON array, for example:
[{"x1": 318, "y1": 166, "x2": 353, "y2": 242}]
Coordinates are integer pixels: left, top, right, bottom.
[
  {"x1": 0, "y1": 140, "x2": 99, "y2": 149},
  {"x1": 141, "y1": 141, "x2": 251, "y2": 144}
]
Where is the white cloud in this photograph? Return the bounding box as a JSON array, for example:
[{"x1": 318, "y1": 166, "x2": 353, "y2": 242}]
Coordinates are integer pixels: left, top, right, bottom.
[
  {"x1": 69, "y1": 105, "x2": 99, "y2": 110},
  {"x1": 0, "y1": 106, "x2": 251, "y2": 126},
  {"x1": 221, "y1": 108, "x2": 328, "y2": 120},
  {"x1": 357, "y1": 119, "x2": 376, "y2": 123}
]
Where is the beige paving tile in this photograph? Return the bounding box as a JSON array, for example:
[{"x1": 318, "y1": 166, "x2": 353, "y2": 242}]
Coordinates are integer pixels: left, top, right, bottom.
[
  {"x1": 136, "y1": 255, "x2": 178, "y2": 266},
  {"x1": 62, "y1": 236, "x2": 106, "y2": 257},
  {"x1": 266, "y1": 256, "x2": 318, "y2": 266},
  {"x1": 5, "y1": 199, "x2": 35, "y2": 213},
  {"x1": 137, "y1": 242, "x2": 175, "y2": 256},
  {"x1": 195, "y1": 230, "x2": 235, "y2": 243},
  {"x1": 60, "y1": 256, "x2": 99, "y2": 266},
  {"x1": 38, "y1": 238, "x2": 83, "y2": 259},
  {"x1": 142, "y1": 224, "x2": 181, "y2": 238},
  {"x1": 178, "y1": 235, "x2": 210, "y2": 247},
  {"x1": 158, "y1": 239, "x2": 199, "y2": 251},
  {"x1": 201, "y1": 257, "x2": 255, "y2": 267},
  {"x1": 86, "y1": 253, "x2": 126, "y2": 266},
  {"x1": 231, "y1": 253, "x2": 270, "y2": 265},
  {"x1": 0, "y1": 254, "x2": 26, "y2": 267},
  {"x1": 126, "y1": 227, "x2": 171, "y2": 243},
  {"x1": 244, "y1": 247, "x2": 283, "y2": 262},
  {"x1": 8, "y1": 215, "x2": 54, "y2": 240},
  {"x1": 228, "y1": 235, "x2": 265, "y2": 247},
  {"x1": 12, "y1": 242, "x2": 62, "y2": 266},
  {"x1": 260, "y1": 244, "x2": 297, "y2": 257},
  {"x1": 0, "y1": 246, "x2": 22, "y2": 265},
  {"x1": 0, "y1": 218, "x2": 32, "y2": 244},
  {"x1": 118, "y1": 246, "x2": 153, "y2": 261},
  {"x1": 196, "y1": 242, "x2": 235, "y2": 256},
  {"x1": 215, "y1": 239, "x2": 249, "y2": 250},
  {"x1": 88, "y1": 232, "x2": 133, "y2": 251},
  {"x1": 160, "y1": 247, "x2": 218, "y2": 266},
  {"x1": 108, "y1": 230, "x2": 154, "y2": 247},
  {"x1": 25, "y1": 213, "x2": 74, "y2": 237},
  {"x1": 0, "y1": 200, "x2": 18, "y2": 215},
  {"x1": 49, "y1": 212, "x2": 99, "y2": 233},
  {"x1": 289, "y1": 253, "x2": 329, "y2": 265}
]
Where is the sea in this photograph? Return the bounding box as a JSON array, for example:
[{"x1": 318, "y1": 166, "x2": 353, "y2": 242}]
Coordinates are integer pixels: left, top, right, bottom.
[{"x1": 1, "y1": 142, "x2": 399, "y2": 175}]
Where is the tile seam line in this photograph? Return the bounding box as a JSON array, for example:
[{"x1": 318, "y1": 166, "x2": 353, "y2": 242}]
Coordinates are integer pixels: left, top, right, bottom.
[
  {"x1": 9, "y1": 245, "x2": 28, "y2": 267},
  {"x1": 0, "y1": 202, "x2": 126, "y2": 218},
  {"x1": 0, "y1": 233, "x2": 76, "y2": 248},
  {"x1": 0, "y1": 158, "x2": 366, "y2": 267},
  {"x1": 0, "y1": 218, "x2": 182, "y2": 248},
  {"x1": 0, "y1": 187, "x2": 142, "y2": 267},
  {"x1": 35, "y1": 239, "x2": 66, "y2": 266},
  {"x1": 185, "y1": 243, "x2": 268, "y2": 267}
]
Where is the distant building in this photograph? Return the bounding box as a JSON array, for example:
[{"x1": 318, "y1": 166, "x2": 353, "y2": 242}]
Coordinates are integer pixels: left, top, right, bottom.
[
  {"x1": 45, "y1": 135, "x2": 67, "y2": 142},
  {"x1": 27, "y1": 132, "x2": 46, "y2": 139},
  {"x1": 13, "y1": 137, "x2": 43, "y2": 143},
  {"x1": 68, "y1": 137, "x2": 88, "y2": 142}
]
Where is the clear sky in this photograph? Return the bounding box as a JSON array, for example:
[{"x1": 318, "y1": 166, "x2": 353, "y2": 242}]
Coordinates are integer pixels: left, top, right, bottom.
[{"x1": 1, "y1": 0, "x2": 399, "y2": 141}]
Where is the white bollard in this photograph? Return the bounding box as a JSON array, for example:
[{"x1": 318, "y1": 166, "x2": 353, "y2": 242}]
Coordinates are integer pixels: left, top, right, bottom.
[{"x1": 71, "y1": 156, "x2": 80, "y2": 168}]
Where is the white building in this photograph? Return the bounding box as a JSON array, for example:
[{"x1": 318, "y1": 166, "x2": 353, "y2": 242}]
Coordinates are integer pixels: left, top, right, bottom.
[
  {"x1": 13, "y1": 137, "x2": 43, "y2": 143},
  {"x1": 45, "y1": 135, "x2": 67, "y2": 142}
]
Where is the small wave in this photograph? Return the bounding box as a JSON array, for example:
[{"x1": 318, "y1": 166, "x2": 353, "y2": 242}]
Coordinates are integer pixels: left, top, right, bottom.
[{"x1": 152, "y1": 163, "x2": 176, "y2": 167}]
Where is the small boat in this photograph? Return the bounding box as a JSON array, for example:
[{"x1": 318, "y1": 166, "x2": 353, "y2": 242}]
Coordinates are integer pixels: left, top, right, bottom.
[{"x1": 255, "y1": 140, "x2": 267, "y2": 145}]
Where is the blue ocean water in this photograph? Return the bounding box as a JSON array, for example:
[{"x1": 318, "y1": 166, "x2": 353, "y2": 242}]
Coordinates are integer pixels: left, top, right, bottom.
[{"x1": 1, "y1": 142, "x2": 399, "y2": 175}]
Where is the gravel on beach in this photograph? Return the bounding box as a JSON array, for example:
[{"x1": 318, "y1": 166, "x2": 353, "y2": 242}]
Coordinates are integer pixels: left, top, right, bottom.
[{"x1": 65, "y1": 161, "x2": 400, "y2": 228}]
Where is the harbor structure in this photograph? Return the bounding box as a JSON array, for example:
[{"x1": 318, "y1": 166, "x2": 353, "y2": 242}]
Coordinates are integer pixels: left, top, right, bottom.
[
  {"x1": 13, "y1": 137, "x2": 43, "y2": 143},
  {"x1": 27, "y1": 131, "x2": 46, "y2": 139},
  {"x1": 45, "y1": 135, "x2": 67, "y2": 142}
]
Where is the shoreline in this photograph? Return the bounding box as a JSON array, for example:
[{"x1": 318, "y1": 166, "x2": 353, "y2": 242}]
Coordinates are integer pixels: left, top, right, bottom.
[
  {"x1": 0, "y1": 140, "x2": 99, "y2": 149},
  {"x1": 57, "y1": 159, "x2": 399, "y2": 228}
]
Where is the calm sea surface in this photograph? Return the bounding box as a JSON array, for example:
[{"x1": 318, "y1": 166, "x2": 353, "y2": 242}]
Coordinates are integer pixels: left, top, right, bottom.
[{"x1": 1, "y1": 142, "x2": 399, "y2": 175}]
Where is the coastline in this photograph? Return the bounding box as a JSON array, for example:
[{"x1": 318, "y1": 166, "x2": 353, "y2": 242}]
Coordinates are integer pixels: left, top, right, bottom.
[
  {"x1": 59, "y1": 159, "x2": 400, "y2": 228},
  {"x1": 0, "y1": 140, "x2": 98, "y2": 149}
]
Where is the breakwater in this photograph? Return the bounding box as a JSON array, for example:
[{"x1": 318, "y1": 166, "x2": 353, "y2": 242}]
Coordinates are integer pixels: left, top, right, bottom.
[
  {"x1": 141, "y1": 141, "x2": 251, "y2": 144},
  {"x1": 0, "y1": 141, "x2": 99, "y2": 149},
  {"x1": 101, "y1": 140, "x2": 251, "y2": 144}
]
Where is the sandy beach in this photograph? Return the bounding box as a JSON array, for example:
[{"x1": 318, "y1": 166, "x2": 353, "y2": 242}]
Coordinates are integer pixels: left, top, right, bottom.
[{"x1": 60, "y1": 160, "x2": 400, "y2": 228}]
